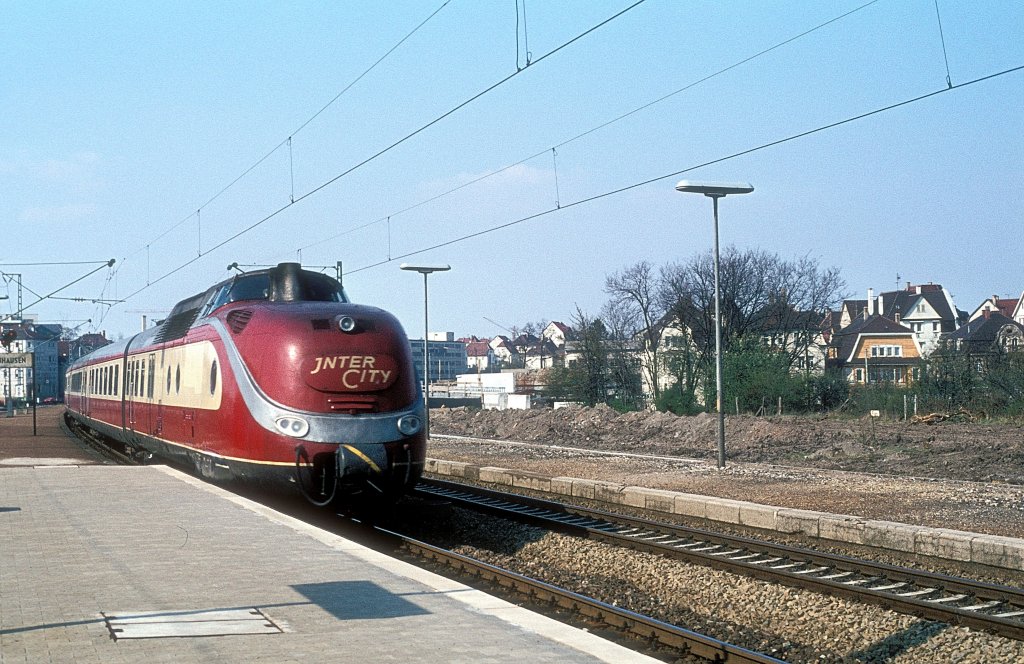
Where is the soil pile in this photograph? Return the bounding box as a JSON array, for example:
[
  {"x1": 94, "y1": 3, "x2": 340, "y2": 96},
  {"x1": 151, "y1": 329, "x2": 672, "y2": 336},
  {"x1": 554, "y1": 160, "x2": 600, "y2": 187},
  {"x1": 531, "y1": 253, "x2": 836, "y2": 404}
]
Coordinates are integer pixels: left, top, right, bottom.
[{"x1": 431, "y1": 404, "x2": 1024, "y2": 484}]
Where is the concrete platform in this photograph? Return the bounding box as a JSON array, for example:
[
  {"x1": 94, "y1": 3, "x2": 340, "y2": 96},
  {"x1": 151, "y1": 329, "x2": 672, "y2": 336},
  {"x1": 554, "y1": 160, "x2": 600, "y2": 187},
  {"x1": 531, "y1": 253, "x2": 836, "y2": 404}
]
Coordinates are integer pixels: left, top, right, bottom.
[
  {"x1": 0, "y1": 464, "x2": 655, "y2": 663},
  {"x1": 0, "y1": 406, "x2": 103, "y2": 466}
]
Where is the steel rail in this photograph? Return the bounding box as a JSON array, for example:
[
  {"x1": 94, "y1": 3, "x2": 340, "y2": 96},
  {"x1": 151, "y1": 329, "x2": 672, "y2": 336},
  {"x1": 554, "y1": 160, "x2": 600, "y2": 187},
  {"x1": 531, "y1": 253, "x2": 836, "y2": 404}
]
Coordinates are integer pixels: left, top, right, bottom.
[
  {"x1": 378, "y1": 526, "x2": 784, "y2": 664},
  {"x1": 63, "y1": 412, "x2": 138, "y2": 466},
  {"x1": 416, "y1": 477, "x2": 1024, "y2": 641}
]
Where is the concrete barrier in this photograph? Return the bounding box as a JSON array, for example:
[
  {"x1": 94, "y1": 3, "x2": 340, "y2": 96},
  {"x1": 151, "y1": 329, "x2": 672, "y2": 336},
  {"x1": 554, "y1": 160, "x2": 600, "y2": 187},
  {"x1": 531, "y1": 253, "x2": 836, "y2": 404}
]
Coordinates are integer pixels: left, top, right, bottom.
[{"x1": 424, "y1": 458, "x2": 1024, "y2": 571}]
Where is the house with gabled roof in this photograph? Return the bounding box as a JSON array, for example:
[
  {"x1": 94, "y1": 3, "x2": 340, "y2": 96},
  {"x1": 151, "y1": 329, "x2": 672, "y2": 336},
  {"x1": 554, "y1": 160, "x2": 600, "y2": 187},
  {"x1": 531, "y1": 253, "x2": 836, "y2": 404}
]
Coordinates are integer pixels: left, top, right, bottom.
[
  {"x1": 969, "y1": 295, "x2": 1019, "y2": 322},
  {"x1": 839, "y1": 283, "x2": 966, "y2": 357},
  {"x1": 752, "y1": 299, "x2": 831, "y2": 374},
  {"x1": 489, "y1": 335, "x2": 519, "y2": 367},
  {"x1": 826, "y1": 313, "x2": 923, "y2": 385},
  {"x1": 543, "y1": 321, "x2": 573, "y2": 348},
  {"x1": 465, "y1": 340, "x2": 497, "y2": 372},
  {"x1": 1014, "y1": 292, "x2": 1024, "y2": 327},
  {"x1": 942, "y1": 311, "x2": 1024, "y2": 357},
  {"x1": 523, "y1": 339, "x2": 560, "y2": 370},
  {"x1": 984, "y1": 291, "x2": 1024, "y2": 327},
  {"x1": 838, "y1": 299, "x2": 868, "y2": 329}
]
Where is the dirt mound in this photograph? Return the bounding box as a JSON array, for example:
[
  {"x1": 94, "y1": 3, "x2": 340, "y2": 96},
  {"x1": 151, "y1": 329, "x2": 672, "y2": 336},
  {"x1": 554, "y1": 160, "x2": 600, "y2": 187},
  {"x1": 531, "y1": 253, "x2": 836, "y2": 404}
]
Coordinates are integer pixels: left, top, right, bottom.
[{"x1": 431, "y1": 405, "x2": 1024, "y2": 484}]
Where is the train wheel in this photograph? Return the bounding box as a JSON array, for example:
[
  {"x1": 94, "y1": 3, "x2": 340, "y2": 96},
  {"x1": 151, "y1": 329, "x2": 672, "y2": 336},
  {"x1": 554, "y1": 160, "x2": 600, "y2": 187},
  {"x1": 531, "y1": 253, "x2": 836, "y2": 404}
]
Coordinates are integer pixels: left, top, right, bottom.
[{"x1": 294, "y1": 445, "x2": 337, "y2": 507}]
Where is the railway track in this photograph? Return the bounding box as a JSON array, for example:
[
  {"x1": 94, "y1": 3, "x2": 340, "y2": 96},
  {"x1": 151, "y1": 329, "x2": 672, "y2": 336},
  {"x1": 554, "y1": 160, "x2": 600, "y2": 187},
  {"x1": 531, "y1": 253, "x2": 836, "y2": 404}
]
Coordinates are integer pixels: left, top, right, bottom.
[
  {"x1": 62, "y1": 412, "x2": 139, "y2": 466},
  {"x1": 379, "y1": 526, "x2": 784, "y2": 663},
  {"x1": 416, "y1": 477, "x2": 1024, "y2": 642}
]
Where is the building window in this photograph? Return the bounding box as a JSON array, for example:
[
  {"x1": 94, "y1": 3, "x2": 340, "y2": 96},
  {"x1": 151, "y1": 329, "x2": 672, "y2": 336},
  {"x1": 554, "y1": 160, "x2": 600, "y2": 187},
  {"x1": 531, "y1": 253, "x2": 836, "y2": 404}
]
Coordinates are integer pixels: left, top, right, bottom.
[{"x1": 855, "y1": 368, "x2": 863, "y2": 382}]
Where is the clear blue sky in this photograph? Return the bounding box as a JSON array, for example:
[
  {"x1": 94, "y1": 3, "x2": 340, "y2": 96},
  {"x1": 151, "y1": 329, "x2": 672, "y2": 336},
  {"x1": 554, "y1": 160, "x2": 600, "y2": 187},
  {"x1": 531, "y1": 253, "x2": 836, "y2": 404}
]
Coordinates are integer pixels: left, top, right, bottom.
[{"x1": 2, "y1": 1, "x2": 1021, "y2": 340}]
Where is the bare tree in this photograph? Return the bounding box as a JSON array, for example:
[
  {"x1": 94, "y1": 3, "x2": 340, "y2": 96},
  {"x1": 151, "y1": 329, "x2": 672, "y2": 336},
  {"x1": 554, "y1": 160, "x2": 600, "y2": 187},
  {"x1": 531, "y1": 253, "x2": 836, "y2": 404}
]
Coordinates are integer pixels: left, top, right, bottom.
[
  {"x1": 605, "y1": 261, "x2": 665, "y2": 403},
  {"x1": 600, "y1": 300, "x2": 645, "y2": 409},
  {"x1": 660, "y1": 248, "x2": 844, "y2": 360},
  {"x1": 658, "y1": 247, "x2": 846, "y2": 404}
]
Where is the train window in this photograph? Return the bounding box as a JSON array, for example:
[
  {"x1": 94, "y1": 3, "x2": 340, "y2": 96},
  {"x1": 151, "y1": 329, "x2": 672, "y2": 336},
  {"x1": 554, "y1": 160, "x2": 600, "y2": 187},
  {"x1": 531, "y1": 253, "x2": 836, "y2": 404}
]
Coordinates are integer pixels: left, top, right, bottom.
[
  {"x1": 166, "y1": 366, "x2": 171, "y2": 393},
  {"x1": 209, "y1": 360, "x2": 218, "y2": 395},
  {"x1": 175, "y1": 365, "x2": 181, "y2": 394},
  {"x1": 102, "y1": 367, "x2": 107, "y2": 395},
  {"x1": 113, "y1": 365, "x2": 119, "y2": 396},
  {"x1": 298, "y1": 272, "x2": 348, "y2": 302},
  {"x1": 205, "y1": 283, "x2": 232, "y2": 314},
  {"x1": 147, "y1": 356, "x2": 155, "y2": 398},
  {"x1": 227, "y1": 275, "x2": 271, "y2": 303},
  {"x1": 140, "y1": 362, "x2": 146, "y2": 399}
]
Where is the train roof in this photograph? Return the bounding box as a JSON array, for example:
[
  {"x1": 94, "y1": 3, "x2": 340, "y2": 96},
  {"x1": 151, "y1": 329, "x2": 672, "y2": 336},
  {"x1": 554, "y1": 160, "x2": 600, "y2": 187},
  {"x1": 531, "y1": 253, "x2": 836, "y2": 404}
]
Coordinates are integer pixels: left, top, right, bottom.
[{"x1": 68, "y1": 263, "x2": 350, "y2": 372}]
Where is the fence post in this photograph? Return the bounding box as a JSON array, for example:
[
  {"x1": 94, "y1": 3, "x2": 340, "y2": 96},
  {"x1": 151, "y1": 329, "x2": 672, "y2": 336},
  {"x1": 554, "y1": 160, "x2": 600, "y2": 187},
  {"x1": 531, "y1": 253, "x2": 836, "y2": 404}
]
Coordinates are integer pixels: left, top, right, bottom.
[
  {"x1": 903, "y1": 394, "x2": 907, "y2": 421},
  {"x1": 735, "y1": 396, "x2": 739, "y2": 415}
]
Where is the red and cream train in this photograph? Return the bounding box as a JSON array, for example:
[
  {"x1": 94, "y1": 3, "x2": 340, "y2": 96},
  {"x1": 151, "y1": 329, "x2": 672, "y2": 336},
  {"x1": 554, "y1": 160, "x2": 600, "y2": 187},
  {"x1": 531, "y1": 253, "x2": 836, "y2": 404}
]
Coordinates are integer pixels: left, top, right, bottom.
[{"x1": 65, "y1": 263, "x2": 426, "y2": 506}]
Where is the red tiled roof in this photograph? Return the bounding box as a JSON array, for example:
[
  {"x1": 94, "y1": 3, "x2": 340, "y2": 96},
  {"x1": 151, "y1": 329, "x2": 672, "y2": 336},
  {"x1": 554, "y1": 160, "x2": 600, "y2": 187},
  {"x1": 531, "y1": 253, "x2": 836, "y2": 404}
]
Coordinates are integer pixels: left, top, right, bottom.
[{"x1": 466, "y1": 341, "x2": 491, "y2": 356}]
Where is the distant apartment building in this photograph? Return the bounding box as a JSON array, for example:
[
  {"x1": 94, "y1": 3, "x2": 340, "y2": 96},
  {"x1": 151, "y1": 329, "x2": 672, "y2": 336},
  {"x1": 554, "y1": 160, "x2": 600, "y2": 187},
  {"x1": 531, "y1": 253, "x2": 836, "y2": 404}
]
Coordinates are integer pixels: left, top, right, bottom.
[
  {"x1": 0, "y1": 319, "x2": 64, "y2": 403},
  {"x1": 409, "y1": 332, "x2": 467, "y2": 386}
]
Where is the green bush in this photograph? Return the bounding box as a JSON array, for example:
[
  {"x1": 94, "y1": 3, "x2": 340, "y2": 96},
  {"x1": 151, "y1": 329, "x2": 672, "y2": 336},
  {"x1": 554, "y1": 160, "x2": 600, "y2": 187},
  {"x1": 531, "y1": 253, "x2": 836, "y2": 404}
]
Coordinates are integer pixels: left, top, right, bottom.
[{"x1": 656, "y1": 388, "x2": 702, "y2": 415}]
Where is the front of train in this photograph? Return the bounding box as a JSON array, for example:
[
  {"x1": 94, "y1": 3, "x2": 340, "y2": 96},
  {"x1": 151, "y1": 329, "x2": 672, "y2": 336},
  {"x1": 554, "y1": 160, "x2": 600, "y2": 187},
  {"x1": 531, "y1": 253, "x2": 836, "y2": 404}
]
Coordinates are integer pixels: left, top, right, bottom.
[{"x1": 209, "y1": 263, "x2": 425, "y2": 506}]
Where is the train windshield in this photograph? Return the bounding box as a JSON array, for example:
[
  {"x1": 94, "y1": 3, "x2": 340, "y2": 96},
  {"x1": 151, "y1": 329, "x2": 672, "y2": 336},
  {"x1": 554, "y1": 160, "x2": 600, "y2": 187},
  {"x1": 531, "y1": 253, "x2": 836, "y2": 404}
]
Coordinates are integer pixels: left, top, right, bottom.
[{"x1": 209, "y1": 269, "x2": 349, "y2": 310}]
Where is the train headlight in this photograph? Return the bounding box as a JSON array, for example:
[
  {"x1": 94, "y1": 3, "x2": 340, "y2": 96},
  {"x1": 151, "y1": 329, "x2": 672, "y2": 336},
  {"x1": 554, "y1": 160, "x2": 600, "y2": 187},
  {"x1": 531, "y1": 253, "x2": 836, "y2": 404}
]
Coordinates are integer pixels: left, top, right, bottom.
[
  {"x1": 337, "y1": 316, "x2": 357, "y2": 333},
  {"x1": 275, "y1": 416, "x2": 309, "y2": 438},
  {"x1": 397, "y1": 415, "x2": 422, "y2": 436}
]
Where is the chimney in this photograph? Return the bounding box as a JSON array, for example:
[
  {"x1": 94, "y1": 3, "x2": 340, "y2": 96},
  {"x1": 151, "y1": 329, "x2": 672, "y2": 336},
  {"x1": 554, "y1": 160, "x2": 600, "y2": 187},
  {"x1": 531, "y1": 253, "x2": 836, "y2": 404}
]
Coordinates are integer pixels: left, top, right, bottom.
[
  {"x1": 867, "y1": 288, "x2": 875, "y2": 316},
  {"x1": 983, "y1": 309, "x2": 991, "y2": 320},
  {"x1": 894, "y1": 313, "x2": 901, "y2": 324},
  {"x1": 877, "y1": 295, "x2": 884, "y2": 317},
  {"x1": 906, "y1": 281, "x2": 911, "y2": 291}
]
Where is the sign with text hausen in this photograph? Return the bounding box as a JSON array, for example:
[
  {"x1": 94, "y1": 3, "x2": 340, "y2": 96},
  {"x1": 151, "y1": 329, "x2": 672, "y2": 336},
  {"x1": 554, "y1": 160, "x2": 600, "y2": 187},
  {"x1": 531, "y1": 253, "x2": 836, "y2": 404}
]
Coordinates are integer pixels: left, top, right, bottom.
[{"x1": 0, "y1": 353, "x2": 33, "y2": 368}]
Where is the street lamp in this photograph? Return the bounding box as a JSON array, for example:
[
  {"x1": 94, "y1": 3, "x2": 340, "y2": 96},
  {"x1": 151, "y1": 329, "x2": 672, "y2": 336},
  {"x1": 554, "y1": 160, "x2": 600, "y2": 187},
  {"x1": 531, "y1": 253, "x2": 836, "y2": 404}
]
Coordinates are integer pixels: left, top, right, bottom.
[
  {"x1": 400, "y1": 263, "x2": 450, "y2": 440},
  {"x1": 675, "y1": 180, "x2": 754, "y2": 469}
]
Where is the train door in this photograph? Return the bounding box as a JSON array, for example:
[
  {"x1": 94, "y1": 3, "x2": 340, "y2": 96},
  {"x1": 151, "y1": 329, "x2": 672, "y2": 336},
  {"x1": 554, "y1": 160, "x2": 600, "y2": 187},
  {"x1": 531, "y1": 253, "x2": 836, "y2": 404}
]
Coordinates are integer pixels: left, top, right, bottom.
[
  {"x1": 125, "y1": 357, "x2": 138, "y2": 436},
  {"x1": 82, "y1": 368, "x2": 90, "y2": 417},
  {"x1": 147, "y1": 354, "x2": 158, "y2": 436},
  {"x1": 119, "y1": 353, "x2": 129, "y2": 432}
]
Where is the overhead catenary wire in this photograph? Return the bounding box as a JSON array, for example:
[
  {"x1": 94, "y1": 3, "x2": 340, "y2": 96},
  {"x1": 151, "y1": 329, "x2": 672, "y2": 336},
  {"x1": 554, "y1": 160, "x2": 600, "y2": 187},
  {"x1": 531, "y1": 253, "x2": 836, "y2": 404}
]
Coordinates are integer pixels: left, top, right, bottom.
[
  {"x1": 344, "y1": 64, "x2": 1024, "y2": 276},
  {"x1": 289, "y1": 0, "x2": 881, "y2": 258},
  {"x1": 120, "y1": 0, "x2": 454, "y2": 265},
  {"x1": 0, "y1": 260, "x2": 113, "y2": 267},
  {"x1": 118, "y1": 0, "x2": 649, "y2": 303},
  {"x1": 932, "y1": 0, "x2": 954, "y2": 88},
  {"x1": 1, "y1": 260, "x2": 116, "y2": 322},
  {"x1": 3, "y1": 263, "x2": 116, "y2": 331}
]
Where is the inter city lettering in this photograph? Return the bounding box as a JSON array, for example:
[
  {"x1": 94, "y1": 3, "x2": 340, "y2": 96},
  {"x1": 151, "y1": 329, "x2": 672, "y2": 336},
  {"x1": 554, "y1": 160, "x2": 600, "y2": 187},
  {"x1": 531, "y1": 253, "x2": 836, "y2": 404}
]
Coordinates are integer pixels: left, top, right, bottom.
[{"x1": 309, "y1": 355, "x2": 377, "y2": 375}]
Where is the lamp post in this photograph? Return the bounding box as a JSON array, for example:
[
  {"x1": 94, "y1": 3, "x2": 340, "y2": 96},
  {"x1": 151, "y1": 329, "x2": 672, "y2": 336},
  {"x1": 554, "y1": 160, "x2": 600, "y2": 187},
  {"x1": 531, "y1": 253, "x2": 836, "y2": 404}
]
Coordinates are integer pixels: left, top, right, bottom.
[
  {"x1": 400, "y1": 263, "x2": 450, "y2": 440},
  {"x1": 675, "y1": 180, "x2": 754, "y2": 468}
]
